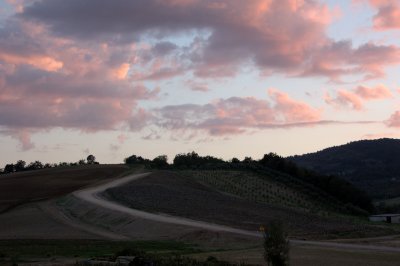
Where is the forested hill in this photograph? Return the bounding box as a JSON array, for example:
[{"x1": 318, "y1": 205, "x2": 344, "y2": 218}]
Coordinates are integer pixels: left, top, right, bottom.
[{"x1": 288, "y1": 138, "x2": 400, "y2": 199}]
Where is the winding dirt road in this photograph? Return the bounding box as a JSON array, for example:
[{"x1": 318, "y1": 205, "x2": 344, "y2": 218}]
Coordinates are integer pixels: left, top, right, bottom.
[
  {"x1": 73, "y1": 172, "x2": 260, "y2": 238},
  {"x1": 73, "y1": 172, "x2": 400, "y2": 253}
]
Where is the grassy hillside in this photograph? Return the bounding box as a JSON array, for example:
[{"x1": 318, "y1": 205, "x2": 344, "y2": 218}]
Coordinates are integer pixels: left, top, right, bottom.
[
  {"x1": 104, "y1": 171, "x2": 398, "y2": 239},
  {"x1": 0, "y1": 164, "x2": 129, "y2": 213},
  {"x1": 289, "y1": 138, "x2": 400, "y2": 199}
]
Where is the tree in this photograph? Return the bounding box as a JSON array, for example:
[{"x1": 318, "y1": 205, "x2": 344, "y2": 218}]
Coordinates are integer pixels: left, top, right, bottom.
[
  {"x1": 4, "y1": 164, "x2": 15, "y2": 174},
  {"x1": 243, "y1": 157, "x2": 253, "y2": 164},
  {"x1": 124, "y1": 154, "x2": 147, "y2": 164},
  {"x1": 262, "y1": 220, "x2": 289, "y2": 266},
  {"x1": 152, "y1": 155, "x2": 168, "y2": 168},
  {"x1": 86, "y1": 154, "x2": 96, "y2": 164},
  {"x1": 27, "y1": 161, "x2": 43, "y2": 170},
  {"x1": 173, "y1": 152, "x2": 224, "y2": 169},
  {"x1": 15, "y1": 160, "x2": 26, "y2": 172},
  {"x1": 78, "y1": 159, "x2": 86, "y2": 165},
  {"x1": 230, "y1": 157, "x2": 240, "y2": 164}
]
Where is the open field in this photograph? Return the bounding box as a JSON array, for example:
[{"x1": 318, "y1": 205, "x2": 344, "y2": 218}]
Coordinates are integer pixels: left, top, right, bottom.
[
  {"x1": 104, "y1": 171, "x2": 397, "y2": 239},
  {"x1": 0, "y1": 164, "x2": 129, "y2": 213}
]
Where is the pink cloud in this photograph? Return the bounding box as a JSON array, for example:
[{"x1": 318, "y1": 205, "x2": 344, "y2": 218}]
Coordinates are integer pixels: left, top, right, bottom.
[
  {"x1": 362, "y1": 0, "x2": 400, "y2": 30},
  {"x1": 325, "y1": 85, "x2": 392, "y2": 110},
  {"x1": 155, "y1": 89, "x2": 322, "y2": 136},
  {"x1": 303, "y1": 41, "x2": 400, "y2": 81},
  {"x1": 0, "y1": 21, "x2": 158, "y2": 148},
  {"x1": 113, "y1": 63, "x2": 130, "y2": 80},
  {"x1": 5, "y1": 129, "x2": 35, "y2": 151},
  {"x1": 386, "y1": 110, "x2": 400, "y2": 127},
  {"x1": 18, "y1": 0, "x2": 400, "y2": 81},
  {"x1": 0, "y1": 53, "x2": 63, "y2": 72},
  {"x1": 2, "y1": 0, "x2": 400, "y2": 148},
  {"x1": 269, "y1": 89, "x2": 321, "y2": 122},
  {"x1": 354, "y1": 84, "x2": 392, "y2": 99}
]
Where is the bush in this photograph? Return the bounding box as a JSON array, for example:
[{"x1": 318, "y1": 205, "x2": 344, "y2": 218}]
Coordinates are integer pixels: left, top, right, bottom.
[{"x1": 262, "y1": 220, "x2": 289, "y2": 266}]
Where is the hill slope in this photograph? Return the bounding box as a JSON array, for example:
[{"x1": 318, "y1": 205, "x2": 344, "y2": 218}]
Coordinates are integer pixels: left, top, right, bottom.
[
  {"x1": 104, "y1": 170, "x2": 397, "y2": 239},
  {"x1": 289, "y1": 138, "x2": 400, "y2": 199}
]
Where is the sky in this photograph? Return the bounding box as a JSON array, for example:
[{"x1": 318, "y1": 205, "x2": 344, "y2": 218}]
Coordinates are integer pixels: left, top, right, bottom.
[{"x1": 1, "y1": 0, "x2": 400, "y2": 165}]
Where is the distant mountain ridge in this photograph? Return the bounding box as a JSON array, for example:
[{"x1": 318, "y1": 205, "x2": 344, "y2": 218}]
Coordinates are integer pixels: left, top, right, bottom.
[{"x1": 289, "y1": 138, "x2": 400, "y2": 199}]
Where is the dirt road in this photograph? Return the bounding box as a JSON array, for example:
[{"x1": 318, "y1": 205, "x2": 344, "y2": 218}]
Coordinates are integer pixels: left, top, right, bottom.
[
  {"x1": 73, "y1": 172, "x2": 260, "y2": 238},
  {"x1": 73, "y1": 172, "x2": 400, "y2": 253}
]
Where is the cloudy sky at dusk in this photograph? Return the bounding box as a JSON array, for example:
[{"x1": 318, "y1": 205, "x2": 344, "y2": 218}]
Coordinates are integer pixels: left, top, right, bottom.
[{"x1": 1, "y1": 0, "x2": 400, "y2": 165}]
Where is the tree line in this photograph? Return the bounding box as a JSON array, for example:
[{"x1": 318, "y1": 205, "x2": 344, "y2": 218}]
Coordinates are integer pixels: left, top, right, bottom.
[{"x1": 0, "y1": 154, "x2": 98, "y2": 174}]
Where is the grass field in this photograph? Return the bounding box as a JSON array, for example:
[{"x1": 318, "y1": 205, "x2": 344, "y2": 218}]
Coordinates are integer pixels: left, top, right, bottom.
[{"x1": 0, "y1": 164, "x2": 129, "y2": 213}]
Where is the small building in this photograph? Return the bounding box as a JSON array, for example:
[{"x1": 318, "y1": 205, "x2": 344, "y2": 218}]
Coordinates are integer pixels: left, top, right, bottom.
[{"x1": 369, "y1": 214, "x2": 400, "y2": 224}]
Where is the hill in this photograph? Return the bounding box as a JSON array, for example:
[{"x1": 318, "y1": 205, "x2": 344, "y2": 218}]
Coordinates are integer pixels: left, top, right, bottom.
[
  {"x1": 124, "y1": 151, "x2": 374, "y2": 213},
  {"x1": 104, "y1": 170, "x2": 396, "y2": 239},
  {"x1": 0, "y1": 164, "x2": 129, "y2": 213},
  {"x1": 289, "y1": 138, "x2": 400, "y2": 199}
]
